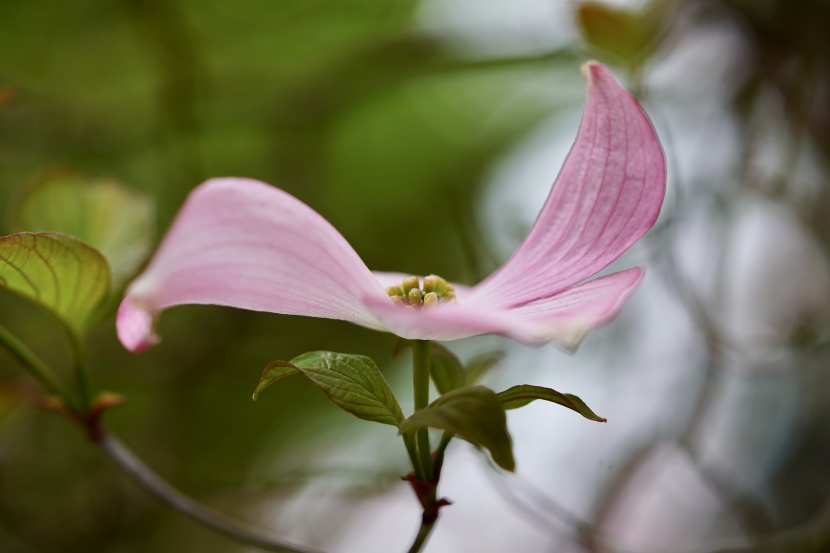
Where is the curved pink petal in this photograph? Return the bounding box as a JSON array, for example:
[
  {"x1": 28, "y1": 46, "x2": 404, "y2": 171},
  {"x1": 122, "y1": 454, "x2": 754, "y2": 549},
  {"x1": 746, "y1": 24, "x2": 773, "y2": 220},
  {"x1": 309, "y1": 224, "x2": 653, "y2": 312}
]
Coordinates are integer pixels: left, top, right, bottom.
[
  {"x1": 469, "y1": 62, "x2": 665, "y2": 308},
  {"x1": 117, "y1": 178, "x2": 389, "y2": 352},
  {"x1": 362, "y1": 267, "x2": 644, "y2": 349}
]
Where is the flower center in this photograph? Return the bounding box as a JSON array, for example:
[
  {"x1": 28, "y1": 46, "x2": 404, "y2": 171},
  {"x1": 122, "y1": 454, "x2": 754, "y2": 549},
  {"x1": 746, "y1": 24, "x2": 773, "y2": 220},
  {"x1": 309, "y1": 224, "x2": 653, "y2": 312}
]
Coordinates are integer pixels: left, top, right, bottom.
[{"x1": 386, "y1": 275, "x2": 456, "y2": 309}]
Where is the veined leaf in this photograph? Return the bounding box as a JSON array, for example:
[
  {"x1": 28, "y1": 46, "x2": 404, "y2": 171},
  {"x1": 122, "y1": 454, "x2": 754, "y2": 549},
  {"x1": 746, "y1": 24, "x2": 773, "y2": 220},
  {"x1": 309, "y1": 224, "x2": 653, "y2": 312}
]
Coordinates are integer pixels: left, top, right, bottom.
[
  {"x1": 430, "y1": 343, "x2": 464, "y2": 395},
  {"x1": 402, "y1": 386, "x2": 515, "y2": 471},
  {"x1": 254, "y1": 351, "x2": 404, "y2": 427},
  {"x1": 11, "y1": 173, "x2": 154, "y2": 289},
  {"x1": 0, "y1": 233, "x2": 111, "y2": 340},
  {"x1": 497, "y1": 384, "x2": 606, "y2": 422},
  {"x1": 252, "y1": 361, "x2": 300, "y2": 399}
]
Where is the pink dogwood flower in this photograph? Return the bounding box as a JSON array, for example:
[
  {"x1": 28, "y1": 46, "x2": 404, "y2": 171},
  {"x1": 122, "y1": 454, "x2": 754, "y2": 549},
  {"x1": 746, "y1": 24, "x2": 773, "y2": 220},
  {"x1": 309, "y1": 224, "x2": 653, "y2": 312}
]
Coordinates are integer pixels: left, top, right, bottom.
[{"x1": 117, "y1": 62, "x2": 665, "y2": 353}]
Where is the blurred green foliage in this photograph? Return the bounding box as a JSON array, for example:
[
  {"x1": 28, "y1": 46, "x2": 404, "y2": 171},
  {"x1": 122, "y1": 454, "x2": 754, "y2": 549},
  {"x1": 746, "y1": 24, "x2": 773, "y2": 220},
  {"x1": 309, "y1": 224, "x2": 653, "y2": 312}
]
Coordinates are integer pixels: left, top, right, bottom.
[
  {"x1": 5, "y1": 0, "x2": 830, "y2": 551},
  {"x1": 10, "y1": 172, "x2": 154, "y2": 290}
]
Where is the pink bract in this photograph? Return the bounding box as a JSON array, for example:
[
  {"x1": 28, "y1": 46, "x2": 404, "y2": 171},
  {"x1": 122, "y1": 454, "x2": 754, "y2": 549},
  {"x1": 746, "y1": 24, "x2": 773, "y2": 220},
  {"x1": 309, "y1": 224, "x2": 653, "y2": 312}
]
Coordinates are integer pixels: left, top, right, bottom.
[{"x1": 117, "y1": 62, "x2": 665, "y2": 353}]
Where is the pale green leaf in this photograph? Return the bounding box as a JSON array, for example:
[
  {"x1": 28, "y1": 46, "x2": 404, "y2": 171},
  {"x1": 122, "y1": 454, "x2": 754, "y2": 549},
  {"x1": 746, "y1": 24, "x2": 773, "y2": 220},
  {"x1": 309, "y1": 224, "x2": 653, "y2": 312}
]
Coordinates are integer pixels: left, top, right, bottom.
[
  {"x1": 402, "y1": 386, "x2": 515, "y2": 471},
  {"x1": 430, "y1": 343, "x2": 464, "y2": 395},
  {"x1": 254, "y1": 352, "x2": 404, "y2": 427},
  {"x1": 0, "y1": 232, "x2": 111, "y2": 340},
  {"x1": 11, "y1": 173, "x2": 154, "y2": 289},
  {"x1": 464, "y1": 350, "x2": 504, "y2": 386},
  {"x1": 497, "y1": 384, "x2": 606, "y2": 422}
]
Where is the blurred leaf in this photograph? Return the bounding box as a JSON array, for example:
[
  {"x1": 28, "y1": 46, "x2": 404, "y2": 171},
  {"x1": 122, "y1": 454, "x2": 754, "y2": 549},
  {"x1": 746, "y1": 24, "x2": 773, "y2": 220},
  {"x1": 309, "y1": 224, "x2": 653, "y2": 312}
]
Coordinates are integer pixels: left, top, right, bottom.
[
  {"x1": 464, "y1": 350, "x2": 504, "y2": 386},
  {"x1": 0, "y1": 379, "x2": 24, "y2": 428},
  {"x1": 402, "y1": 385, "x2": 514, "y2": 471},
  {"x1": 0, "y1": 233, "x2": 110, "y2": 341},
  {"x1": 254, "y1": 351, "x2": 404, "y2": 427},
  {"x1": 575, "y1": 1, "x2": 666, "y2": 68},
  {"x1": 497, "y1": 384, "x2": 606, "y2": 422},
  {"x1": 430, "y1": 343, "x2": 465, "y2": 394},
  {"x1": 10, "y1": 173, "x2": 154, "y2": 289},
  {"x1": 0, "y1": 87, "x2": 14, "y2": 107}
]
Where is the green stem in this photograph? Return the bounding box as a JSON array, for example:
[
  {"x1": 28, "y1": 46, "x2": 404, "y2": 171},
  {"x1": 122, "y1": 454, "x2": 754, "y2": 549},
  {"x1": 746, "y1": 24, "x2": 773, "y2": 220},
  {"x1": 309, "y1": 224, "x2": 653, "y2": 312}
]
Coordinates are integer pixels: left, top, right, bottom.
[
  {"x1": 402, "y1": 431, "x2": 425, "y2": 480},
  {"x1": 406, "y1": 519, "x2": 436, "y2": 553},
  {"x1": 432, "y1": 432, "x2": 453, "y2": 479},
  {"x1": 412, "y1": 340, "x2": 433, "y2": 482},
  {"x1": 405, "y1": 341, "x2": 441, "y2": 553},
  {"x1": 0, "y1": 324, "x2": 78, "y2": 410}
]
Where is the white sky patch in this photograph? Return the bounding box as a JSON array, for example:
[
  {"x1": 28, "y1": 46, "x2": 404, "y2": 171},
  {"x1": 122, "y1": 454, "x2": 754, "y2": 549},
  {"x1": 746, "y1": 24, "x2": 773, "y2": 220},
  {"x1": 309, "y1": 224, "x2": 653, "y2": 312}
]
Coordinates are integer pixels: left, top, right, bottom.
[{"x1": 416, "y1": 0, "x2": 575, "y2": 57}]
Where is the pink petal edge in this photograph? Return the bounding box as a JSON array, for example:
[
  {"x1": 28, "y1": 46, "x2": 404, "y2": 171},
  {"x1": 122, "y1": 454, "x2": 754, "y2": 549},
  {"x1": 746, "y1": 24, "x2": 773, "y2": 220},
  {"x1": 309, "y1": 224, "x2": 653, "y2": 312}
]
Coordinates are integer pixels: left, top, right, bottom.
[
  {"x1": 469, "y1": 62, "x2": 665, "y2": 308},
  {"x1": 508, "y1": 267, "x2": 644, "y2": 349}
]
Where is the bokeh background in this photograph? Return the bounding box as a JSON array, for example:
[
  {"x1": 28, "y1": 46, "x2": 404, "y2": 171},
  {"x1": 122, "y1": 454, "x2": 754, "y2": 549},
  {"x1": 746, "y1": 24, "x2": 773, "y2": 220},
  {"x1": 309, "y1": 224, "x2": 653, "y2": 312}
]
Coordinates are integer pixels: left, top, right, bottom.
[{"x1": 3, "y1": 0, "x2": 830, "y2": 551}]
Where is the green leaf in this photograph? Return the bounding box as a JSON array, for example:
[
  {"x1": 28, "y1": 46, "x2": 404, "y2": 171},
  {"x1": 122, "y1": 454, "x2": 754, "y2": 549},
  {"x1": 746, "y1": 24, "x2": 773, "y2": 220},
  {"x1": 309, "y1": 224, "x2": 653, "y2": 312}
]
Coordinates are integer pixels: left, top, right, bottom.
[
  {"x1": 430, "y1": 343, "x2": 465, "y2": 395},
  {"x1": 0, "y1": 380, "x2": 24, "y2": 429},
  {"x1": 402, "y1": 386, "x2": 515, "y2": 471},
  {"x1": 0, "y1": 232, "x2": 111, "y2": 340},
  {"x1": 10, "y1": 172, "x2": 154, "y2": 289},
  {"x1": 252, "y1": 361, "x2": 300, "y2": 400},
  {"x1": 254, "y1": 351, "x2": 405, "y2": 427},
  {"x1": 497, "y1": 384, "x2": 606, "y2": 422},
  {"x1": 464, "y1": 350, "x2": 504, "y2": 386}
]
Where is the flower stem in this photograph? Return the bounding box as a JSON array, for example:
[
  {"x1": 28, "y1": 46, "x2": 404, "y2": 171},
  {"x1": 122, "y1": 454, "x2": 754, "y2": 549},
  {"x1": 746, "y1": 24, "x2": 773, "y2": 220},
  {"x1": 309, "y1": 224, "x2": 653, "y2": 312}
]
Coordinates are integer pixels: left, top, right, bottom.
[
  {"x1": 404, "y1": 340, "x2": 446, "y2": 553},
  {"x1": 403, "y1": 431, "x2": 426, "y2": 481},
  {"x1": 96, "y1": 429, "x2": 326, "y2": 553},
  {"x1": 432, "y1": 432, "x2": 453, "y2": 479},
  {"x1": 406, "y1": 519, "x2": 436, "y2": 553},
  {"x1": 0, "y1": 323, "x2": 78, "y2": 411},
  {"x1": 412, "y1": 340, "x2": 433, "y2": 482}
]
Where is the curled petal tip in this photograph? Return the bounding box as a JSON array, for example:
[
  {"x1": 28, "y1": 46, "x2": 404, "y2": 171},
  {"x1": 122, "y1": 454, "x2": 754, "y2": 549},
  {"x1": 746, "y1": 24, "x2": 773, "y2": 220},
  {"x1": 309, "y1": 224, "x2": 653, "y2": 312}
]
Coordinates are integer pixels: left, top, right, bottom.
[
  {"x1": 117, "y1": 299, "x2": 160, "y2": 353},
  {"x1": 580, "y1": 60, "x2": 603, "y2": 86},
  {"x1": 580, "y1": 62, "x2": 624, "y2": 94}
]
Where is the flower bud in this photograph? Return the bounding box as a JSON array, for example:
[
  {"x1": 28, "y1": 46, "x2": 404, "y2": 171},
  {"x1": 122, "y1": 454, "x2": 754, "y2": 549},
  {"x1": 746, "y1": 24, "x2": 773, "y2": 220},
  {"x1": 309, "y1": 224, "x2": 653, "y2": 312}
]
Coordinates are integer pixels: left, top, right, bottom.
[
  {"x1": 386, "y1": 285, "x2": 404, "y2": 297},
  {"x1": 423, "y1": 275, "x2": 438, "y2": 294},
  {"x1": 408, "y1": 287, "x2": 423, "y2": 306},
  {"x1": 423, "y1": 292, "x2": 438, "y2": 308},
  {"x1": 402, "y1": 276, "x2": 420, "y2": 295}
]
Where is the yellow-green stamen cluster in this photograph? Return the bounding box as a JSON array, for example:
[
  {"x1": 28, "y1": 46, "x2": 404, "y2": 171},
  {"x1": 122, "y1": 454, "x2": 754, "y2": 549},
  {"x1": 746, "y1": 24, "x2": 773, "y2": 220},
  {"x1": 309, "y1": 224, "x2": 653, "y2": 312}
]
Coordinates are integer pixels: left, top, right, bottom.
[{"x1": 386, "y1": 275, "x2": 456, "y2": 309}]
